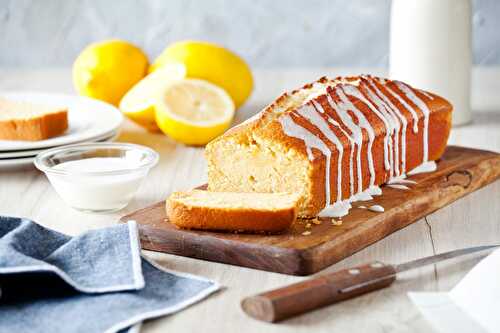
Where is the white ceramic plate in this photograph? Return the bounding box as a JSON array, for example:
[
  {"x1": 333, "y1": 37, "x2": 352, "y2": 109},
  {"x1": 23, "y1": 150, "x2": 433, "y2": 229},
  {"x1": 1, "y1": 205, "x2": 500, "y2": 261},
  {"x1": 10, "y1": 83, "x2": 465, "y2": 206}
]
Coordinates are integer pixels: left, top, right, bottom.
[
  {"x1": 0, "y1": 156, "x2": 37, "y2": 169},
  {"x1": 0, "y1": 132, "x2": 120, "y2": 170},
  {"x1": 0, "y1": 130, "x2": 120, "y2": 159},
  {"x1": 0, "y1": 92, "x2": 123, "y2": 151}
]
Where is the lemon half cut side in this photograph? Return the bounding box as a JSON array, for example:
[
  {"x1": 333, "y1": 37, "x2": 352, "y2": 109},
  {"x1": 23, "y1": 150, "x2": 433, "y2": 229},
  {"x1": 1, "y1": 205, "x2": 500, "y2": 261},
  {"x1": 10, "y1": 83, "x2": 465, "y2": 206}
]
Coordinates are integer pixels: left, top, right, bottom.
[
  {"x1": 119, "y1": 63, "x2": 187, "y2": 131},
  {"x1": 155, "y1": 79, "x2": 235, "y2": 146}
]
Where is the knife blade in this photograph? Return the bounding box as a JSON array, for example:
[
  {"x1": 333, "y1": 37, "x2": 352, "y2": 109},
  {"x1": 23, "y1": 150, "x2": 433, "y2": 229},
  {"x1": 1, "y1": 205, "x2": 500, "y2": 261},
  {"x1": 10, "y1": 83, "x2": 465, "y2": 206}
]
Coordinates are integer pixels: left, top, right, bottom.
[
  {"x1": 241, "y1": 245, "x2": 499, "y2": 323},
  {"x1": 395, "y1": 244, "x2": 498, "y2": 273}
]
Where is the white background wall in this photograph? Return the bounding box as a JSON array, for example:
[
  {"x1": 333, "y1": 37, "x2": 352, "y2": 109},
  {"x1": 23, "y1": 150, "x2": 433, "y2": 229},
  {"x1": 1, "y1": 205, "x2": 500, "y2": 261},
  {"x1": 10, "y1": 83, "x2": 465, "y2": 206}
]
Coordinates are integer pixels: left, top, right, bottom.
[{"x1": 1, "y1": 0, "x2": 498, "y2": 68}]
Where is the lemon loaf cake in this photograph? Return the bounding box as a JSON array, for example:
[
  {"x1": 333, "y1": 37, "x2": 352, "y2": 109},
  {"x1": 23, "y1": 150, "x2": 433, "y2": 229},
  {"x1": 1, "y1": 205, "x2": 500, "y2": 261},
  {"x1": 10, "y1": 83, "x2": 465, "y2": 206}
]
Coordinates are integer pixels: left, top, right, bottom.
[
  {"x1": 206, "y1": 75, "x2": 452, "y2": 218},
  {"x1": 0, "y1": 98, "x2": 68, "y2": 141},
  {"x1": 166, "y1": 190, "x2": 299, "y2": 232}
]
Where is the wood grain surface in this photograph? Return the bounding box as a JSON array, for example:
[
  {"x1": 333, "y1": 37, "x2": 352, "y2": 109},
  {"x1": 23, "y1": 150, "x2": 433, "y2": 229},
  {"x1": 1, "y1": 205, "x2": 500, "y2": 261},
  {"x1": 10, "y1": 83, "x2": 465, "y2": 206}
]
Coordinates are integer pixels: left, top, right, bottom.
[{"x1": 120, "y1": 146, "x2": 500, "y2": 275}]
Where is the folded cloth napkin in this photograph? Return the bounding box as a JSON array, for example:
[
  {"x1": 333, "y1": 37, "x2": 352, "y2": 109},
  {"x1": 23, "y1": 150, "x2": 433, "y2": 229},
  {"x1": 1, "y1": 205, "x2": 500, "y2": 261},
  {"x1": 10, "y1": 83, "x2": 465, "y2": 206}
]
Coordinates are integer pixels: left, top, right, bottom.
[{"x1": 0, "y1": 216, "x2": 219, "y2": 333}]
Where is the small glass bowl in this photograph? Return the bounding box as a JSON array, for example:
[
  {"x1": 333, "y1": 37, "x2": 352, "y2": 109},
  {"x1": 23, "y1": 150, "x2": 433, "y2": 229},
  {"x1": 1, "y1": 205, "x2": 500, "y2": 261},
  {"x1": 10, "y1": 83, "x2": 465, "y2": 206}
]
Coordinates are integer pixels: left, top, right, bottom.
[{"x1": 35, "y1": 142, "x2": 159, "y2": 213}]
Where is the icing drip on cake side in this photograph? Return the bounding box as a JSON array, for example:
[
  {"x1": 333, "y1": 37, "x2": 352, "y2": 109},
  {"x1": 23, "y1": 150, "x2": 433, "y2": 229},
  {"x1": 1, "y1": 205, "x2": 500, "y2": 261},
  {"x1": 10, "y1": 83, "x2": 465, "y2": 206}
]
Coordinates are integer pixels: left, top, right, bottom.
[
  {"x1": 365, "y1": 77, "x2": 409, "y2": 176},
  {"x1": 327, "y1": 116, "x2": 356, "y2": 196},
  {"x1": 333, "y1": 88, "x2": 376, "y2": 190},
  {"x1": 385, "y1": 84, "x2": 420, "y2": 134},
  {"x1": 318, "y1": 185, "x2": 382, "y2": 218},
  {"x1": 419, "y1": 90, "x2": 435, "y2": 100},
  {"x1": 296, "y1": 104, "x2": 344, "y2": 205},
  {"x1": 395, "y1": 81, "x2": 431, "y2": 162},
  {"x1": 279, "y1": 114, "x2": 333, "y2": 208},
  {"x1": 315, "y1": 101, "x2": 357, "y2": 197},
  {"x1": 362, "y1": 83, "x2": 400, "y2": 177},
  {"x1": 342, "y1": 84, "x2": 393, "y2": 173}
]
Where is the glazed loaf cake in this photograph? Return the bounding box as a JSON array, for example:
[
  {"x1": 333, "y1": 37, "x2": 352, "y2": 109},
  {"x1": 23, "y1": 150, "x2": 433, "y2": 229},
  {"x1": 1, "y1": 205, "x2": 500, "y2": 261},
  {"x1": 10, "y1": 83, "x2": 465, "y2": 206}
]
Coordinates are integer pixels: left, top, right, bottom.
[{"x1": 206, "y1": 75, "x2": 452, "y2": 218}]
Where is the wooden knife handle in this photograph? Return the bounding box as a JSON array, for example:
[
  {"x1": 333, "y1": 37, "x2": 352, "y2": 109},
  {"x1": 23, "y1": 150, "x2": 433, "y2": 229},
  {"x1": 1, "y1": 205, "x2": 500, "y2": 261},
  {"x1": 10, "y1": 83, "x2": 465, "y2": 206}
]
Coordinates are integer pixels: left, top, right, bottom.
[{"x1": 241, "y1": 262, "x2": 396, "y2": 323}]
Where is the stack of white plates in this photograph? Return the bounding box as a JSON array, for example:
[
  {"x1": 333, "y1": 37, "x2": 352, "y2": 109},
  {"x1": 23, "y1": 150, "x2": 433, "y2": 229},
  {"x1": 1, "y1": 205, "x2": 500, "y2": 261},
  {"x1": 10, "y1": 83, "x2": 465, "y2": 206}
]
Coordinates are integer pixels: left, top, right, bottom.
[{"x1": 0, "y1": 92, "x2": 123, "y2": 169}]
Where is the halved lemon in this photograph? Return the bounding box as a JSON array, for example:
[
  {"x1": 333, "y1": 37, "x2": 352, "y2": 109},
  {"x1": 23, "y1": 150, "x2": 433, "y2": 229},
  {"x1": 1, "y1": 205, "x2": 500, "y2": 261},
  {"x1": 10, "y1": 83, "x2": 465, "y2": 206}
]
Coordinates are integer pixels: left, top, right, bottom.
[
  {"x1": 155, "y1": 79, "x2": 235, "y2": 145},
  {"x1": 119, "y1": 64, "x2": 186, "y2": 131}
]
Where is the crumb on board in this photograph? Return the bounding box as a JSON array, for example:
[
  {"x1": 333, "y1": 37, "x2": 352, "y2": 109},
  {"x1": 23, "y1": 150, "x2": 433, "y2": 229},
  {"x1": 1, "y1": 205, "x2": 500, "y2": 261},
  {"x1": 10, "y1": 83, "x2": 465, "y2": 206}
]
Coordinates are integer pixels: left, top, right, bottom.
[
  {"x1": 312, "y1": 218, "x2": 322, "y2": 225},
  {"x1": 305, "y1": 223, "x2": 312, "y2": 229},
  {"x1": 302, "y1": 230, "x2": 312, "y2": 236},
  {"x1": 331, "y1": 219, "x2": 343, "y2": 226}
]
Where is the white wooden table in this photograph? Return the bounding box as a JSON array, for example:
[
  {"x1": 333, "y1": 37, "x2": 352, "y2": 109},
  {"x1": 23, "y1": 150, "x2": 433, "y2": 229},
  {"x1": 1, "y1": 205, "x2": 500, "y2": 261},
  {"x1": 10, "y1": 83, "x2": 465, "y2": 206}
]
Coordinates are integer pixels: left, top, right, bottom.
[{"x1": 1, "y1": 68, "x2": 499, "y2": 333}]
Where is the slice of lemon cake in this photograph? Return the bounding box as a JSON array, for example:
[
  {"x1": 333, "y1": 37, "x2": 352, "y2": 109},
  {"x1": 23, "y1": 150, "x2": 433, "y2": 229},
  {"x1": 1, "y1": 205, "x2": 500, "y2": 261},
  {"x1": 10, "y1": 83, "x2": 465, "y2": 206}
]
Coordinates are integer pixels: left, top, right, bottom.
[
  {"x1": 0, "y1": 98, "x2": 68, "y2": 141},
  {"x1": 206, "y1": 75, "x2": 452, "y2": 218},
  {"x1": 166, "y1": 190, "x2": 299, "y2": 232}
]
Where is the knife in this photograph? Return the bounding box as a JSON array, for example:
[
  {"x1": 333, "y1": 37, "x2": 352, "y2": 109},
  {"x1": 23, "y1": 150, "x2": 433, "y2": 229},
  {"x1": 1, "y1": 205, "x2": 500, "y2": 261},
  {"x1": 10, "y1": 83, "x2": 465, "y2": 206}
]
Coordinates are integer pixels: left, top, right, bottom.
[{"x1": 241, "y1": 245, "x2": 498, "y2": 323}]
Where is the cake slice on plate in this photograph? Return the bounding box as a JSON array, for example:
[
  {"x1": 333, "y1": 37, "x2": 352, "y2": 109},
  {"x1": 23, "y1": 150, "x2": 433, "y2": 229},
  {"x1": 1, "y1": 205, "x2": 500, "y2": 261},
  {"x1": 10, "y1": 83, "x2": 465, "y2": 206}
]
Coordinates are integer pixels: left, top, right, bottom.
[{"x1": 0, "y1": 98, "x2": 68, "y2": 141}]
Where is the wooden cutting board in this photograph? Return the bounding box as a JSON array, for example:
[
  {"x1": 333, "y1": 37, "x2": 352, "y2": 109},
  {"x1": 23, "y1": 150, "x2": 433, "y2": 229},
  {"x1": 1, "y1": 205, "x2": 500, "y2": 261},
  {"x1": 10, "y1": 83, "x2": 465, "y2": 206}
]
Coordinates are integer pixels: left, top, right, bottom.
[{"x1": 120, "y1": 146, "x2": 500, "y2": 276}]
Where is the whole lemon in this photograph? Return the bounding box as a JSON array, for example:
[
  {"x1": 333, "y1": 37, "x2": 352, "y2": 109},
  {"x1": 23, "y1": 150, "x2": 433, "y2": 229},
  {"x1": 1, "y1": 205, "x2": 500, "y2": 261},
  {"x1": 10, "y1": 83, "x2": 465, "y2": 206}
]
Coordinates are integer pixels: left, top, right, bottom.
[
  {"x1": 73, "y1": 40, "x2": 149, "y2": 106},
  {"x1": 150, "y1": 40, "x2": 253, "y2": 108}
]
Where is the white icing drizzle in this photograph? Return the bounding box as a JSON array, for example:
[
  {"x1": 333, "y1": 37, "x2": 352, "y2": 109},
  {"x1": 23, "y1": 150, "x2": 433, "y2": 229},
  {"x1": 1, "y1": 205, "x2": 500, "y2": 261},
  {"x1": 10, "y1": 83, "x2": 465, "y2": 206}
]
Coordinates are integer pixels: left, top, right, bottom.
[
  {"x1": 408, "y1": 161, "x2": 437, "y2": 175},
  {"x1": 362, "y1": 82, "x2": 399, "y2": 177},
  {"x1": 395, "y1": 81, "x2": 430, "y2": 163},
  {"x1": 319, "y1": 200, "x2": 351, "y2": 218},
  {"x1": 352, "y1": 191, "x2": 374, "y2": 201},
  {"x1": 328, "y1": 117, "x2": 356, "y2": 196},
  {"x1": 365, "y1": 78, "x2": 409, "y2": 176},
  {"x1": 385, "y1": 84, "x2": 420, "y2": 134},
  {"x1": 419, "y1": 90, "x2": 435, "y2": 100},
  {"x1": 368, "y1": 205, "x2": 385, "y2": 213},
  {"x1": 279, "y1": 115, "x2": 333, "y2": 209},
  {"x1": 388, "y1": 175, "x2": 417, "y2": 185},
  {"x1": 388, "y1": 184, "x2": 410, "y2": 190},
  {"x1": 318, "y1": 185, "x2": 382, "y2": 218},
  {"x1": 367, "y1": 186, "x2": 382, "y2": 196},
  {"x1": 342, "y1": 85, "x2": 392, "y2": 173},
  {"x1": 296, "y1": 104, "x2": 344, "y2": 205},
  {"x1": 332, "y1": 87, "x2": 377, "y2": 190},
  {"x1": 315, "y1": 101, "x2": 356, "y2": 197}
]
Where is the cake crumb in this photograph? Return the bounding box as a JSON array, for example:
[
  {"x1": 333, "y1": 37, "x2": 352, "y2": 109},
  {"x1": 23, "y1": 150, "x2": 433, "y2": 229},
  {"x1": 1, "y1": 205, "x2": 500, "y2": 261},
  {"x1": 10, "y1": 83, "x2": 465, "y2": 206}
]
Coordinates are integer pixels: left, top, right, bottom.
[
  {"x1": 302, "y1": 231, "x2": 312, "y2": 236},
  {"x1": 312, "y1": 218, "x2": 322, "y2": 225},
  {"x1": 331, "y1": 219, "x2": 342, "y2": 226},
  {"x1": 305, "y1": 223, "x2": 312, "y2": 229}
]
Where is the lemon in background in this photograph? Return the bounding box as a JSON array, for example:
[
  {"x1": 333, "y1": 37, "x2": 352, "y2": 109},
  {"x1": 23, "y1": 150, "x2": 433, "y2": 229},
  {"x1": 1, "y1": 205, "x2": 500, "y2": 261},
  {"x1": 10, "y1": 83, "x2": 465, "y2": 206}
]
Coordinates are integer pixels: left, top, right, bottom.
[
  {"x1": 155, "y1": 79, "x2": 235, "y2": 146},
  {"x1": 150, "y1": 41, "x2": 253, "y2": 108},
  {"x1": 73, "y1": 40, "x2": 148, "y2": 106},
  {"x1": 119, "y1": 64, "x2": 186, "y2": 131}
]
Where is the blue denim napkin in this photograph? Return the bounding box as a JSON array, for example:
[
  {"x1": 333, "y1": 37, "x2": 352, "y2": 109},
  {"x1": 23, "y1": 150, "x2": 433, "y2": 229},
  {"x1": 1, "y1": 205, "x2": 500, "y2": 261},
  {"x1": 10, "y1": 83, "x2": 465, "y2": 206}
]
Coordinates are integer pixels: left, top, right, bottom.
[{"x1": 0, "y1": 216, "x2": 219, "y2": 333}]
